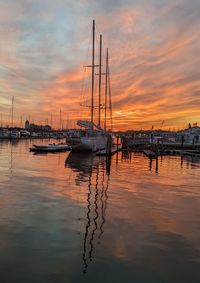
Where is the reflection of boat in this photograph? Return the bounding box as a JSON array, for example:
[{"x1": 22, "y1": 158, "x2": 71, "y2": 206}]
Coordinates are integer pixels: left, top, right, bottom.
[
  {"x1": 65, "y1": 152, "x2": 100, "y2": 183},
  {"x1": 66, "y1": 152, "x2": 96, "y2": 171},
  {"x1": 66, "y1": 152, "x2": 110, "y2": 273},
  {"x1": 30, "y1": 143, "x2": 71, "y2": 153},
  {"x1": 83, "y1": 159, "x2": 110, "y2": 274}
]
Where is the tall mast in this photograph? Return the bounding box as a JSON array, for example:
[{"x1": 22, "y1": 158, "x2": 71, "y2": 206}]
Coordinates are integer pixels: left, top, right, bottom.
[
  {"x1": 91, "y1": 19, "x2": 95, "y2": 127},
  {"x1": 98, "y1": 34, "x2": 102, "y2": 127},
  {"x1": 104, "y1": 48, "x2": 108, "y2": 131},
  {"x1": 50, "y1": 112, "x2": 53, "y2": 129},
  {"x1": 108, "y1": 59, "x2": 113, "y2": 131},
  {"x1": 59, "y1": 109, "x2": 62, "y2": 130},
  {"x1": 0, "y1": 113, "x2": 2, "y2": 128},
  {"x1": 11, "y1": 96, "x2": 14, "y2": 128}
]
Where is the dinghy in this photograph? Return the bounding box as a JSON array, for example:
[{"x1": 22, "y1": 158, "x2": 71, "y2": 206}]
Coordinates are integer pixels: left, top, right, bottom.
[{"x1": 30, "y1": 143, "x2": 71, "y2": 153}]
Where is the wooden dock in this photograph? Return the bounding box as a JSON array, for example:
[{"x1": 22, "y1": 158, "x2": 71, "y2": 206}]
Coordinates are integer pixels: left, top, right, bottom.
[
  {"x1": 143, "y1": 150, "x2": 157, "y2": 158},
  {"x1": 174, "y1": 150, "x2": 200, "y2": 158}
]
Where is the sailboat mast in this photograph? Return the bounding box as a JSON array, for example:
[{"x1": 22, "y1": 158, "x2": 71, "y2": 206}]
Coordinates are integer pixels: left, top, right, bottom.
[
  {"x1": 104, "y1": 48, "x2": 108, "y2": 131},
  {"x1": 91, "y1": 19, "x2": 95, "y2": 127},
  {"x1": 11, "y1": 96, "x2": 14, "y2": 128},
  {"x1": 108, "y1": 59, "x2": 113, "y2": 131},
  {"x1": 98, "y1": 34, "x2": 102, "y2": 127},
  {"x1": 50, "y1": 112, "x2": 53, "y2": 129},
  {"x1": 0, "y1": 113, "x2": 2, "y2": 128},
  {"x1": 59, "y1": 109, "x2": 62, "y2": 130}
]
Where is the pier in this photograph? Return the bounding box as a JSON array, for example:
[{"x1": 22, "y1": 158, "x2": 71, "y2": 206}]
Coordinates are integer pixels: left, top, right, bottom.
[
  {"x1": 119, "y1": 128, "x2": 200, "y2": 160},
  {"x1": 96, "y1": 145, "x2": 122, "y2": 156},
  {"x1": 143, "y1": 150, "x2": 157, "y2": 158}
]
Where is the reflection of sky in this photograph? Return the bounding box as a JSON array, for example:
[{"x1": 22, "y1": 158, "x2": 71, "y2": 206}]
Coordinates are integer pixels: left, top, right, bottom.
[
  {"x1": 0, "y1": 0, "x2": 200, "y2": 129},
  {"x1": 0, "y1": 141, "x2": 200, "y2": 282}
]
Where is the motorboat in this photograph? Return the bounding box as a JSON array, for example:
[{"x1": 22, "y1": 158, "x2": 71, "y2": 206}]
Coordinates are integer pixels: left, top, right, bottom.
[
  {"x1": 20, "y1": 129, "x2": 31, "y2": 137},
  {"x1": 30, "y1": 143, "x2": 71, "y2": 153},
  {"x1": 10, "y1": 130, "x2": 20, "y2": 139},
  {"x1": 0, "y1": 129, "x2": 10, "y2": 139}
]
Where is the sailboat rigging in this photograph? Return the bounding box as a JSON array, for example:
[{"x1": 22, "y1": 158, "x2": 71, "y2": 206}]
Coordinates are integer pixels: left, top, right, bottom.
[{"x1": 66, "y1": 20, "x2": 113, "y2": 152}]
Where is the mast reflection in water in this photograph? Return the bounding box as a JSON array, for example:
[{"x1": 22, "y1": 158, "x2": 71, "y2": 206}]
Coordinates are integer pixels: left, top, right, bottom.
[
  {"x1": 65, "y1": 153, "x2": 111, "y2": 274},
  {"x1": 1, "y1": 140, "x2": 200, "y2": 283}
]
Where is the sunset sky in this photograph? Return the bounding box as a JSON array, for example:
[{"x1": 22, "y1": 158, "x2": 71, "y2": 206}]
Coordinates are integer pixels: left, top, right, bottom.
[{"x1": 0, "y1": 0, "x2": 199, "y2": 130}]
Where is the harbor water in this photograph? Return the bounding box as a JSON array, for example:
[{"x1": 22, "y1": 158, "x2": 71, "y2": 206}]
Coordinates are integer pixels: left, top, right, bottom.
[{"x1": 0, "y1": 139, "x2": 200, "y2": 283}]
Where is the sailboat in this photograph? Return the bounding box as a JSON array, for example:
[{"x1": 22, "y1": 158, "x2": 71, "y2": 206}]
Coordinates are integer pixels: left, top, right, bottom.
[
  {"x1": 66, "y1": 20, "x2": 112, "y2": 152},
  {"x1": 9, "y1": 96, "x2": 21, "y2": 139}
]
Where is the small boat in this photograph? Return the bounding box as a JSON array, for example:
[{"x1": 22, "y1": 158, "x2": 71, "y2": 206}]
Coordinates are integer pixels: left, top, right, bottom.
[
  {"x1": 0, "y1": 129, "x2": 10, "y2": 139},
  {"x1": 20, "y1": 129, "x2": 31, "y2": 138},
  {"x1": 10, "y1": 130, "x2": 21, "y2": 139},
  {"x1": 30, "y1": 143, "x2": 71, "y2": 153}
]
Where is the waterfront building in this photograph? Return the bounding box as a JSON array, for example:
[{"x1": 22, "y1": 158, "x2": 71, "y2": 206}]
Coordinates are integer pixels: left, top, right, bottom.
[
  {"x1": 178, "y1": 126, "x2": 200, "y2": 144},
  {"x1": 25, "y1": 120, "x2": 30, "y2": 129}
]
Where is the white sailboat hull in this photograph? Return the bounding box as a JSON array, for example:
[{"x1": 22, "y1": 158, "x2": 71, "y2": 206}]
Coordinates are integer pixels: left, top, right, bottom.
[{"x1": 67, "y1": 136, "x2": 107, "y2": 152}]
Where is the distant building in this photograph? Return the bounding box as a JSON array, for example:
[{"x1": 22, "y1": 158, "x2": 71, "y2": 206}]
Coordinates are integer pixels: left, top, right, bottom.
[
  {"x1": 178, "y1": 126, "x2": 200, "y2": 144},
  {"x1": 29, "y1": 123, "x2": 51, "y2": 132},
  {"x1": 25, "y1": 120, "x2": 30, "y2": 129}
]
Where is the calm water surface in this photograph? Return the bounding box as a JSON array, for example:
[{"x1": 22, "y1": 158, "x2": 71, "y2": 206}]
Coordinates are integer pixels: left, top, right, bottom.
[{"x1": 0, "y1": 139, "x2": 200, "y2": 283}]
